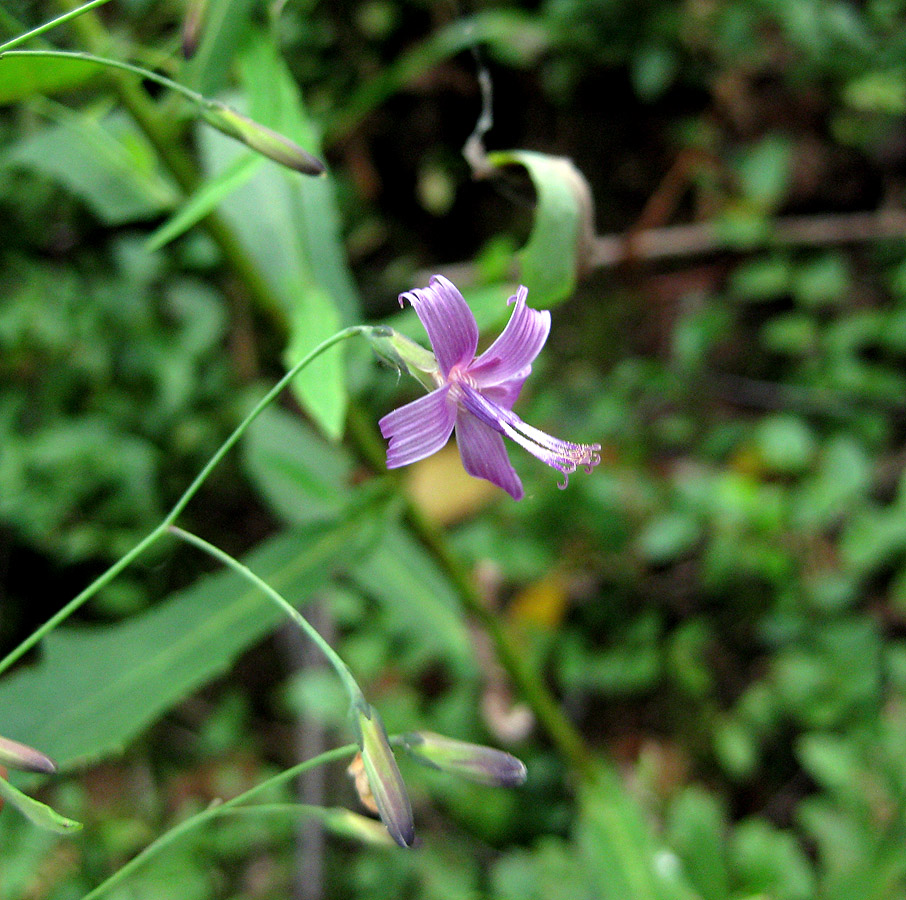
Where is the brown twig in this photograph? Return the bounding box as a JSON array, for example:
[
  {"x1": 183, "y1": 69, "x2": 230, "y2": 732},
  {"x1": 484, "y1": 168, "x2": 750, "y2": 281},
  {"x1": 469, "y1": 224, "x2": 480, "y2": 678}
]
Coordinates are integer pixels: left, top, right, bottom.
[
  {"x1": 590, "y1": 208, "x2": 906, "y2": 269},
  {"x1": 422, "y1": 208, "x2": 906, "y2": 291}
]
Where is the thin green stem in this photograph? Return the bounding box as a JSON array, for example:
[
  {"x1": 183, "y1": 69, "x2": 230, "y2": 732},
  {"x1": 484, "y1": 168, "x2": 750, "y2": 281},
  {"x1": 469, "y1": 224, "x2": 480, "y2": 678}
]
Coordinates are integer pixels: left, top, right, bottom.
[
  {"x1": 0, "y1": 0, "x2": 115, "y2": 52},
  {"x1": 80, "y1": 744, "x2": 357, "y2": 900},
  {"x1": 169, "y1": 525, "x2": 364, "y2": 703},
  {"x1": 0, "y1": 49, "x2": 213, "y2": 108},
  {"x1": 0, "y1": 327, "x2": 364, "y2": 678}
]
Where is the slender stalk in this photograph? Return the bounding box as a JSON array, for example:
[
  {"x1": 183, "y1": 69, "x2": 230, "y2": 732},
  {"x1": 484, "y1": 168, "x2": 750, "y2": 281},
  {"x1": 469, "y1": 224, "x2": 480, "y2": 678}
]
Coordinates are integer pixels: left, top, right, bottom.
[
  {"x1": 168, "y1": 526, "x2": 364, "y2": 703},
  {"x1": 0, "y1": 0, "x2": 115, "y2": 52},
  {"x1": 0, "y1": 327, "x2": 364, "y2": 677},
  {"x1": 80, "y1": 744, "x2": 357, "y2": 900},
  {"x1": 0, "y1": 49, "x2": 216, "y2": 106}
]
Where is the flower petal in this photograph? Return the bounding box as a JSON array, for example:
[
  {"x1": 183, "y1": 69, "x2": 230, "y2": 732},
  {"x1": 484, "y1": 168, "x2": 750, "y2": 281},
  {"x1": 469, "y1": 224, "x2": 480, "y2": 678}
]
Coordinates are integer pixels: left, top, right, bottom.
[
  {"x1": 400, "y1": 275, "x2": 478, "y2": 377},
  {"x1": 379, "y1": 386, "x2": 456, "y2": 469},
  {"x1": 481, "y1": 367, "x2": 530, "y2": 411},
  {"x1": 455, "y1": 409, "x2": 524, "y2": 500},
  {"x1": 468, "y1": 286, "x2": 550, "y2": 387}
]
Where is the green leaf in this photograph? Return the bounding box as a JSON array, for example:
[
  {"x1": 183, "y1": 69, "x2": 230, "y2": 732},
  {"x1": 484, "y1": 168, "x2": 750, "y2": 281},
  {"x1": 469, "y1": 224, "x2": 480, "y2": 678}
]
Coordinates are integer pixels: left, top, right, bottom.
[
  {"x1": 730, "y1": 820, "x2": 815, "y2": 900},
  {"x1": 486, "y1": 150, "x2": 590, "y2": 307},
  {"x1": 145, "y1": 152, "x2": 262, "y2": 252},
  {"x1": 638, "y1": 512, "x2": 701, "y2": 564},
  {"x1": 0, "y1": 777, "x2": 81, "y2": 834},
  {"x1": 6, "y1": 110, "x2": 178, "y2": 225},
  {"x1": 579, "y1": 764, "x2": 700, "y2": 900},
  {"x1": 349, "y1": 523, "x2": 475, "y2": 675},
  {"x1": 666, "y1": 788, "x2": 729, "y2": 900},
  {"x1": 179, "y1": 0, "x2": 257, "y2": 96},
  {"x1": 0, "y1": 52, "x2": 98, "y2": 104},
  {"x1": 243, "y1": 404, "x2": 352, "y2": 525},
  {"x1": 239, "y1": 36, "x2": 360, "y2": 323},
  {"x1": 0, "y1": 519, "x2": 367, "y2": 770},
  {"x1": 284, "y1": 286, "x2": 346, "y2": 441}
]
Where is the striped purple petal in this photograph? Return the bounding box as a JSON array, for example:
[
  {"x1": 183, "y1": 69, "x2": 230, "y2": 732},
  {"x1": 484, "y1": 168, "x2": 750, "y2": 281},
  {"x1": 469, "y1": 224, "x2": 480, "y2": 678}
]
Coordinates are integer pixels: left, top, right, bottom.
[
  {"x1": 468, "y1": 286, "x2": 550, "y2": 388},
  {"x1": 400, "y1": 275, "x2": 479, "y2": 377},
  {"x1": 379, "y1": 386, "x2": 456, "y2": 468},
  {"x1": 481, "y1": 367, "x2": 531, "y2": 411},
  {"x1": 454, "y1": 409, "x2": 524, "y2": 500}
]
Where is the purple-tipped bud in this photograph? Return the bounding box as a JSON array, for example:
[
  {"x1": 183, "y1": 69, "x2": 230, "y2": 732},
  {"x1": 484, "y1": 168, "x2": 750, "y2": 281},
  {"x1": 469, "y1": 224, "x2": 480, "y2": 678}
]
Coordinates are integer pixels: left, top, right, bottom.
[
  {"x1": 399, "y1": 732, "x2": 527, "y2": 787},
  {"x1": 201, "y1": 103, "x2": 326, "y2": 176},
  {"x1": 181, "y1": 0, "x2": 207, "y2": 59},
  {"x1": 364, "y1": 326, "x2": 440, "y2": 392},
  {"x1": 0, "y1": 735, "x2": 56, "y2": 775},
  {"x1": 351, "y1": 701, "x2": 415, "y2": 848}
]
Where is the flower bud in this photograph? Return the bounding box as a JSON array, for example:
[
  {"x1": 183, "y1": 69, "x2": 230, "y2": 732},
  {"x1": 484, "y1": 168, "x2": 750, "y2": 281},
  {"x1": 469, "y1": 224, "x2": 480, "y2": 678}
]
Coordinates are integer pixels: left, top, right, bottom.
[
  {"x1": 363, "y1": 326, "x2": 439, "y2": 392},
  {"x1": 351, "y1": 701, "x2": 415, "y2": 848},
  {"x1": 0, "y1": 735, "x2": 56, "y2": 775},
  {"x1": 321, "y1": 808, "x2": 396, "y2": 846},
  {"x1": 399, "y1": 732, "x2": 527, "y2": 787},
  {"x1": 201, "y1": 102, "x2": 326, "y2": 176},
  {"x1": 181, "y1": 0, "x2": 206, "y2": 59}
]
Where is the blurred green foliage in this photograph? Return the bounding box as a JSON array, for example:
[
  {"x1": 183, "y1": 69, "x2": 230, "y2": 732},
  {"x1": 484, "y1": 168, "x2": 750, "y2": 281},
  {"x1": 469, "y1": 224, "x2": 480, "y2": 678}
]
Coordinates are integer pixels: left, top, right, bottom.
[{"x1": 6, "y1": 0, "x2": 906, "y2": 897}]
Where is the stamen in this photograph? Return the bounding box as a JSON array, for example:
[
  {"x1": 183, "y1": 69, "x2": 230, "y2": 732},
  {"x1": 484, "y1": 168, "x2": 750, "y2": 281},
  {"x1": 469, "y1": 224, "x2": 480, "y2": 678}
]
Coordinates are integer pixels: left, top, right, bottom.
[{"x1": 457, "y1": 383, "x2": 600, "y2": 483}]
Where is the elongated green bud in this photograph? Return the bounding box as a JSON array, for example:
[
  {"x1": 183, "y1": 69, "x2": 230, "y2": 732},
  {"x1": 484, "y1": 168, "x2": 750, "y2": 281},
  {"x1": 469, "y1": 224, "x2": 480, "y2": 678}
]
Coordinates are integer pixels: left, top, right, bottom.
[
  {"x1": 363, "y1": 326, "x2": 439, "y2": 392},
  {"x1": 399, "y1": 732, "x2": 527, "y2": 787},
  {"x1": 0, "y1": 735, "x2": 56, "y2": 774},
  {"x1": 350, "y1": 700, "x2": 415, "y2": 848},
  {"x1": 201, "y1": 102, "x2": 326, "y2": 176}
]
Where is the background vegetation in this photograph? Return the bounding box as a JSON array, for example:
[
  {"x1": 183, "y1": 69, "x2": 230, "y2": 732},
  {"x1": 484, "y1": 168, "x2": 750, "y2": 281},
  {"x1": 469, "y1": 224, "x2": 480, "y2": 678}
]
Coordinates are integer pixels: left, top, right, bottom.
[{"x1": 4, "y1": 0, "x2": 906, "y2": 897}]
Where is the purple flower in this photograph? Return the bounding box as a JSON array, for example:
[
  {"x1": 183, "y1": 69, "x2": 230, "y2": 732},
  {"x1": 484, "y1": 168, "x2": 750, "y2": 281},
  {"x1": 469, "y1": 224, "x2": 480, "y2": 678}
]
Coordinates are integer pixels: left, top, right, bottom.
[{"x1": 379, "y1": 276, "x2": 601, "y2": 500}]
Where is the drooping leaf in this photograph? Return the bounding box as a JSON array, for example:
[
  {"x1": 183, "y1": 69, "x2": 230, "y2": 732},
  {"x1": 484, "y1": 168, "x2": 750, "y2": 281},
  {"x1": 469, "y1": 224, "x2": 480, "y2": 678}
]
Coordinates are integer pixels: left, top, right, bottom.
[
  {"x1": 486, "y1": 150, "x2": 593, "y2": 307},
  {"x1": 0, "y1": 518, "x2": 369, "y2": 770}
]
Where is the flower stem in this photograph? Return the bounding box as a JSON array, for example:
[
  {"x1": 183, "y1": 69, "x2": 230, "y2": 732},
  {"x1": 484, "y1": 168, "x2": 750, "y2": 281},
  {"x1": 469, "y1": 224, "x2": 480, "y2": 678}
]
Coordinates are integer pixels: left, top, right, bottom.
[
  {"x1": 0, "y1": 327, "x2": 365, "y2": 678},
  {"x1": 168, "y1": 526, "x2": 365, "y2": 704},
  {"x1": 0, "y1": 49, "x2": 216, "y2": 106},
  {"x1": 80, "y1": 744, "x2": 357, "y2": 900},
  {"x1": 0, "y1": 0, "x2": 114, "y2": 51}
]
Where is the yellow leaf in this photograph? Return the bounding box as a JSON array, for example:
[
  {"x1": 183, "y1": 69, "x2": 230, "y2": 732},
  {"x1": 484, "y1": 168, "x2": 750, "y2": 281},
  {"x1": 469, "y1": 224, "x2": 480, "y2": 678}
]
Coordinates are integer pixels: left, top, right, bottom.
[{"x1": 406, "y1": 444, "x2": 498, "y2": 524}]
